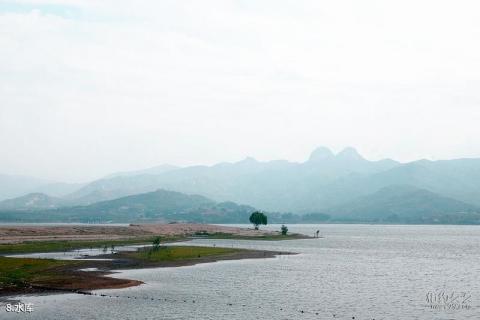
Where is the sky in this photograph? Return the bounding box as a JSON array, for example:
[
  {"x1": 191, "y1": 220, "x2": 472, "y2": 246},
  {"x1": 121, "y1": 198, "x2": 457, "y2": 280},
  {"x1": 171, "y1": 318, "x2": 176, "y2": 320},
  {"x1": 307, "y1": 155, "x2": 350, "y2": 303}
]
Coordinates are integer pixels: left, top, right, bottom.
[{"x1": 1, "y1": 0, "x2": 480, "y2": 182}]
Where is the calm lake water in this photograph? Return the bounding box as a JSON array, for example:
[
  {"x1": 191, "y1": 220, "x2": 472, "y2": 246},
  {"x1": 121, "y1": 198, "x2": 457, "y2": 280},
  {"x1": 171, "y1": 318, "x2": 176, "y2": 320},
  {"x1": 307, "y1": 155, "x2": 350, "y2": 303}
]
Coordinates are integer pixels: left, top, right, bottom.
[{"x1": 2, "y1": 224, "x2": 480, "y2": 320}]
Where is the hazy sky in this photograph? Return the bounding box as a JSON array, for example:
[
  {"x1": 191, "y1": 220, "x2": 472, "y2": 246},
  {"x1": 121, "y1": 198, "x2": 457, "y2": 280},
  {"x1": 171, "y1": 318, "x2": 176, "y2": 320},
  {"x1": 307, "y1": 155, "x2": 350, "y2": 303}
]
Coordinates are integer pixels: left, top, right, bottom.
[{"x1": 1, "y1": 0, "x2": 480, "y2": 182}]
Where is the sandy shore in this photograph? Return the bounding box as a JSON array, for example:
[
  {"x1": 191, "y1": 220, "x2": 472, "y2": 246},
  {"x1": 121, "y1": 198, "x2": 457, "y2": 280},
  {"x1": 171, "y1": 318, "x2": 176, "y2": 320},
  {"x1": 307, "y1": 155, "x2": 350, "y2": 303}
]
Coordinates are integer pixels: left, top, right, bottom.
[{"x1": 0, "y1": 223, "x2": 280, "y2": 244}]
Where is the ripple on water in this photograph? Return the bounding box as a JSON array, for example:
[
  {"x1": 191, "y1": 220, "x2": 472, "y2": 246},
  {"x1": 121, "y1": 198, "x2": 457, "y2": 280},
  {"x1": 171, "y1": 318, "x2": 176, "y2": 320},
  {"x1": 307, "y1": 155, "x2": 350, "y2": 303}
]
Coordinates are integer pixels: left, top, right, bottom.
[{"x1": 2, "y1": 224, "x2": 480, "y2": 320}]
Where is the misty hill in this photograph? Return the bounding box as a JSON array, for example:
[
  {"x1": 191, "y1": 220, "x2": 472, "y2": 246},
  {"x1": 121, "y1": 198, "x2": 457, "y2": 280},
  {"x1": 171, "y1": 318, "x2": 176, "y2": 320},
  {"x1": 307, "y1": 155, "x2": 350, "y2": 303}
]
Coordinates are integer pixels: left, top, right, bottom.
[
  {"x1": 62, "y1": 147, "x2": 480, "y2": 215},
  {"x1": 32, "y1": 182, "x2": 86, "y2": 198},
  {"x1": 5, "y1": 146, "x2": 480, "y2": 224},
  {"x1": 0, "y1": 193, "x2": 63, "y2": 210},
  {"x1": 0, "y1": 189, "x2": 258, "y2": 223},
  {"x1": 61, "y1": 165, "x2": 179, "y2": 205},
  {"x1": 0, "y1": 188, "x2": 336, "y2": 223},
  {"x1": 63, "y1": 174, "x2": 179, "y2": 205},
  {"x1": 327, "y1": 185, "x2": 480, "y2": 223},
  {"x1": 365, "y1": 159, "x2": 480, "y2": 206},
  {"x1": 0, "y1": 174, "x2": 51, "y2": 201},
  {"x1": 65, "y1": 147, "x2": 401, "y2": 211},
  {"x1": 0, "y1": 174, "x2": 84, "y2": 201},
  {"x1": 2, "y1": 185, "x2": 479, "y2": 224},
  {"x1": 102, "y1": 164, "x2": 179, "y2": 179}
]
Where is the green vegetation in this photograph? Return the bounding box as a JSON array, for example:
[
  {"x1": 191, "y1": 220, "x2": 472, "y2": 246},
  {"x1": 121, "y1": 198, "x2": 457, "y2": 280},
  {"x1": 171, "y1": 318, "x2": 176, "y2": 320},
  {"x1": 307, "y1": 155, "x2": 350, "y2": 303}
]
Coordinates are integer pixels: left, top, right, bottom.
[
  {"x1": 0, "y1": 237, "x2": 292, "y2": 294},
  {"x1": 0, "y1": 238, "x2": 159, "y2": 255},
  {"x1": 0, "y1": 190, "x2": 257, "y2": 223},
  {"x1": 130, "y1": 246, "x2": 240, "y2": 262},
  {"x1": 249, "y1": 211, "x2": 268, "y2": 230},
  {"x1": 0, "y1": 256, "x2": 77, "y2": 289},
  {"x1": 152, "y1": 236, "x2": 161, "y2": 251},
  {"x1": 281, "y1": 224, "x2": 288, "y2": 235},
  {"x1": 0, "y1": 230, "x2": 304, "y2": 257}
]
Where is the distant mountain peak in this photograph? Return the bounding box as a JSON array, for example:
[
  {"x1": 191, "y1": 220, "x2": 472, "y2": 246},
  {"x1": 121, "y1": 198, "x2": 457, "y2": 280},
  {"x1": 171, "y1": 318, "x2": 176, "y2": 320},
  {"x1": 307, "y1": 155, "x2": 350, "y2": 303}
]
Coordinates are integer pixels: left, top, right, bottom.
[
  {"x1": 103, "y1": 164, "x2": 179, "y2": 179},
  {"x1": 308, "y1": 146, "x2": 334, "y2": 162},
  {"x1": 0, "y1": 192, "x2": 61, "y2": 210},
  {"x1": 238, "y1": 156, "x2": 258, "y2": 164},
  {"x1": 336, "y1": 147, "x2": 364, "y2": 161}
]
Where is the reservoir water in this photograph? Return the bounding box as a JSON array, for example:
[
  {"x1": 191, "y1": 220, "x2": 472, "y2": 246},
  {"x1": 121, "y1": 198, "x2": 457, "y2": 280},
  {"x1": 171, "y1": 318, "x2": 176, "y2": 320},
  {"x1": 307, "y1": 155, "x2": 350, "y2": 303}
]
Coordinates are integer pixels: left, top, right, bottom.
[{"x1": 2, "y1": 224, "x2": 480, "y2": 319}]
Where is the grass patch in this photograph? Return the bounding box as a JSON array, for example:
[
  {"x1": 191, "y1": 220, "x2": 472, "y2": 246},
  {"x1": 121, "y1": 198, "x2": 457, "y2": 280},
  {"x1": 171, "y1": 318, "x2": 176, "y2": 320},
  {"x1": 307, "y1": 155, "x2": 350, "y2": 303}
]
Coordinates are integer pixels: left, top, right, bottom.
[
  {"x1": 130, "y1": 246, "x2": 241, "y2": 262},
  {"x1": 0, "y1": 256, "x2": 77, "y2": 289},
  {"x1": 0, "y1": 237, "x2": 164, "y2": 255}
]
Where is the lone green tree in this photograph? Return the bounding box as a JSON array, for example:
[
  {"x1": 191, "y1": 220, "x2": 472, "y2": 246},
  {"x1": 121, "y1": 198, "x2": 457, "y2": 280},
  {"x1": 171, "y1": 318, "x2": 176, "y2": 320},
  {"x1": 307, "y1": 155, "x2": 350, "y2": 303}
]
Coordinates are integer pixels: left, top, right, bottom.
[
  {"x1": 249, "y1": 211, "x2": 267, "y2": 230},
  {"x1": 281, "y1": 224, "x2": 288, "y2": 235}
]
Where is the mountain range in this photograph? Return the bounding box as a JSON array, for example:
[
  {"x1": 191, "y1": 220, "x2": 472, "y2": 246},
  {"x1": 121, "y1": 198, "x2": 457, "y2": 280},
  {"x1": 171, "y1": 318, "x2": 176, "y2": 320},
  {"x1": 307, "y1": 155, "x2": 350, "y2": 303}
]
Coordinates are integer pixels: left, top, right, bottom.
[
  {"x1": 0, "y1": 174, "x2": 84, "y2": 201},
  {"x1": 326, "y1": 185, "x2": 480, "y2": 224},
  {"x1": 1, "y1": 147, "x2": 480, "y2": 224},
  {"x1": 62, "y1": 147, "x2": 401, "y2": 211},
  {"x1": 0, "y1": 189, "x2": 257, "y2": 223}
]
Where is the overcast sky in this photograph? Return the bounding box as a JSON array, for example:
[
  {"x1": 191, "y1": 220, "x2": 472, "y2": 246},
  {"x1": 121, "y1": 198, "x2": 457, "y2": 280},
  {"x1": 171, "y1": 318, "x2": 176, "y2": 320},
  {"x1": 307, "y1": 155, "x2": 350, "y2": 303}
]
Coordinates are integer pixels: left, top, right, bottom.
[{"x1": 1, "y1": 0, "x2": 480, "y2": 182}]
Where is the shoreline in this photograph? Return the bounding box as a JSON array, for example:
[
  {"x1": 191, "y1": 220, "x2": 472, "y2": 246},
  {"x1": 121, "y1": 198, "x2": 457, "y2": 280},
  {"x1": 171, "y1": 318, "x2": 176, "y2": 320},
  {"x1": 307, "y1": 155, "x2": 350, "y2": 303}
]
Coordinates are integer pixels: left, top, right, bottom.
[
  {"x1": 0, "y1": 223, "x2": 305, "y2": 298},
  {"x1": 0, "y1": 223, "x2": 309, "y2": 245},
  {"x1": 0, "y1": 247, "x2": 295, "y2": 298}
]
